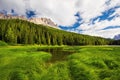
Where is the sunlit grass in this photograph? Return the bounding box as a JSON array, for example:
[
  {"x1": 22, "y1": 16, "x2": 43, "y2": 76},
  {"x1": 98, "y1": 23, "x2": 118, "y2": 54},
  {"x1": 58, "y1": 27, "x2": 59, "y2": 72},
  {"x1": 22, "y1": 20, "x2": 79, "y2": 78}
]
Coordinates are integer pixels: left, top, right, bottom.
[{"x1": 0, "y1": 46, "x2": 120, "y2": 80}]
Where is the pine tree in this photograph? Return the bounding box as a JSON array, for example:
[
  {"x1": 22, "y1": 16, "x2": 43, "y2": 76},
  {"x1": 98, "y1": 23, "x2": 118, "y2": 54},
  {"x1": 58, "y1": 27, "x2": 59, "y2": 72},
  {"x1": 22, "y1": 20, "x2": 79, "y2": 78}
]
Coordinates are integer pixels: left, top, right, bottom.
[{"x1": 5, "y1": 27, "x2": 16, "y2": 44}]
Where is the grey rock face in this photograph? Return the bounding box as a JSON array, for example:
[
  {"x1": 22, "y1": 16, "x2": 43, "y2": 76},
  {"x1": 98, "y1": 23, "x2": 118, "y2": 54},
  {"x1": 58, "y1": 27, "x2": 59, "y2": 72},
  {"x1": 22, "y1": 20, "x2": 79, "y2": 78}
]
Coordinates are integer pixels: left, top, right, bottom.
[
  {"x1": 29, "y1": 18, "x2": 58, "y2": 29},
  {"x1": 114, "y1": 34, "x2": 120, "y2": 40},
  {"x1": 0, "y1": 13, "x2": 59, "y2": 29}
]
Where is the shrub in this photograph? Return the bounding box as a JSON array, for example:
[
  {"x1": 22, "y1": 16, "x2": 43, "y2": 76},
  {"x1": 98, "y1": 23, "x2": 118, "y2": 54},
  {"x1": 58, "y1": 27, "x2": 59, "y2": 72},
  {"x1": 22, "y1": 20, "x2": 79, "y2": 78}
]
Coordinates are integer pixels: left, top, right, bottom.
[
  {"x1": 99, "y1": 70, "x2": 112, "y2": 79},
  {"x1": 0, "y1": 40, "x2": 8, "y2": 46},
  {"x1": 8, "y1": 70, "x2": 27, "y2": 80},
  {"x1": 99, "y1": 70, "x2": 120, "y2": 80},
  {"x1": 69, "y1": 60, "x2": 93, "y2": 80},
  {"x1": 41, "y1": 62, "x2": 70, "y2": 80},
  {"x1": 90, "y1": 59, "x2": 107, "y2": 68},
  {"x1": 104, "y1": 59, "x2": 119, "y2": 69}
]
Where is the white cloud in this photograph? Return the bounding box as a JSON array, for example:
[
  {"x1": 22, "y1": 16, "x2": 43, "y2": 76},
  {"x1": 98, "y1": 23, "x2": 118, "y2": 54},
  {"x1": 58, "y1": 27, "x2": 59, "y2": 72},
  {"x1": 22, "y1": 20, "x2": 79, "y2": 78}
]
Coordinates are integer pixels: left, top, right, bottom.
[
  {"x1": 79, "y1": 16, "x2": 120, "y2": 31},
  {"x1": 0, "y1": 0, "x2": 78, "y2": 26},
  {"x1": 109, "y1": 8, "x2": 120, "y2": 17},
  {"x1": 0, "y1": 0, "x2": 25, "y2": 15},
  {"x1": 82, "y1": 28, "x2": 120, "y2": 38},
  {"x1": 107, "y1": 0, "x2": 120, "y2": 8},
  {"x1": 77, "y1": 0, "x2": 106, "y2": 23},
  {"x1": 75, "y1": 0, "x2": 120, "y2": 38},
  {"x1": 30, "y1": 0, "x2": 78, "y2": 26}
]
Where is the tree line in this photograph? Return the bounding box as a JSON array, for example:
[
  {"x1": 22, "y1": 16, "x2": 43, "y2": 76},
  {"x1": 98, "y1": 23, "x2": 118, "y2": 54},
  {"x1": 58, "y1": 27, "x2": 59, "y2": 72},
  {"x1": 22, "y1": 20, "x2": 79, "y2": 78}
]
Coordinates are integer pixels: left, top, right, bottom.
[{"x1": 0, "y1": 19, "x2": 118, "y2": 45}]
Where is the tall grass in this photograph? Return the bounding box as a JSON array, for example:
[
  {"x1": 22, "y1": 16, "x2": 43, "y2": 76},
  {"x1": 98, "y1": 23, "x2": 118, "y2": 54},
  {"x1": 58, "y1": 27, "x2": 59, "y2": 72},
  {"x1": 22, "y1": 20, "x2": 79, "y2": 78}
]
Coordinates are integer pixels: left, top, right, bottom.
[
  {"x1": 0, "y1": 46, "x2": 120, "y2": 80},
  {"x1": 68, "y1": 46, "x2": 120, "y2": 80}
]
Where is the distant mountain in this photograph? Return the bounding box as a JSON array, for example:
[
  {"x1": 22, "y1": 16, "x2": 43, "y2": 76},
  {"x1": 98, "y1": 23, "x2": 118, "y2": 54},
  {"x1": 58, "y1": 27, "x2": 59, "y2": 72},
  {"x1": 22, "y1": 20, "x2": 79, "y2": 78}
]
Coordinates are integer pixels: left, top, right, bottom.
[
  {"x1": 0, "y1": 13, "x2": 59, "y2": 29},
  {"x1": 29, "y1": 18, "x2": 58, "y2": 29},
  {"x1": 114, "y1": 34, "x2": 120, "y2": 40}
]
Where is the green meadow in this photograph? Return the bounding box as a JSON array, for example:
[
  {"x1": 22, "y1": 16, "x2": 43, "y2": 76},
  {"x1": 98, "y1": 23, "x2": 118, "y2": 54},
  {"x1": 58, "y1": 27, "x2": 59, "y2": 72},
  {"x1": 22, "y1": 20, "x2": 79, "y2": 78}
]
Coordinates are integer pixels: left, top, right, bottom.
[{"x1": 0, "y1": 45, "x2": 120, "y2": 80}]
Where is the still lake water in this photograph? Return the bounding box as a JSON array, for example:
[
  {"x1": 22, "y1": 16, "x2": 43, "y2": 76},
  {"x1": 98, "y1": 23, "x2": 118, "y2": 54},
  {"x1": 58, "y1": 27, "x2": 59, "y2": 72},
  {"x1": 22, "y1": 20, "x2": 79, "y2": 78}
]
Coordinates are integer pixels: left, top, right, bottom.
[{"x1": 37, "y1": 47, "x2": 76, "y2": 62}]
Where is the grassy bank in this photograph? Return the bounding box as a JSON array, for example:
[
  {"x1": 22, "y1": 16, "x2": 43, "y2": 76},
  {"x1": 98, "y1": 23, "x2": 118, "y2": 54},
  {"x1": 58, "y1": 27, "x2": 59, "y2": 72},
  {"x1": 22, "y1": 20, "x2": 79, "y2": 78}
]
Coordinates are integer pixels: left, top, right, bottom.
[{"x1": 0, "y1": 46, "x2": 120, "y2": 80}]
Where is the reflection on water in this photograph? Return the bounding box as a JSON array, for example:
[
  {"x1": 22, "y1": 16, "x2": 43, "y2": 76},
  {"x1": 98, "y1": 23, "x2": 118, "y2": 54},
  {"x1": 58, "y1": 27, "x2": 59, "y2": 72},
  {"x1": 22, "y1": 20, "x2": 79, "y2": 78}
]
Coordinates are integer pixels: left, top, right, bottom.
[{"x1": 37, "y1": 47, "x2": 76, "y2": 63}]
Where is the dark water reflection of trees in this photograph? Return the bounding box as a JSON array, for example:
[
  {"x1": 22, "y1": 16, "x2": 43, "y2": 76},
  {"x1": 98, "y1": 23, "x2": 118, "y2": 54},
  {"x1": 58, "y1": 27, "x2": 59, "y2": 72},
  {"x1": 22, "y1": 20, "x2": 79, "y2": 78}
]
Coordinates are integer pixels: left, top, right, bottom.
[{"x1": 37, "y1": 47, "x2": 76, "y2": 63}]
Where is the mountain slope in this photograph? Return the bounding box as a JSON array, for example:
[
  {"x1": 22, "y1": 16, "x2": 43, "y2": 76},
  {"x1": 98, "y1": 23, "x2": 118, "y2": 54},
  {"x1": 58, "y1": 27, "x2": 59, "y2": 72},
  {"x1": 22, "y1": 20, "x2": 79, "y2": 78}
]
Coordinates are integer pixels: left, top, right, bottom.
[
  {"x1": 114, "y1": 34, "x2": 120, "y2": 40},
  {"x1": 0, "y1": 19, "x2": 110, "y2": 45},
  {"x1": 0, "y1": 13, "x2": 59, "y2": 29}
]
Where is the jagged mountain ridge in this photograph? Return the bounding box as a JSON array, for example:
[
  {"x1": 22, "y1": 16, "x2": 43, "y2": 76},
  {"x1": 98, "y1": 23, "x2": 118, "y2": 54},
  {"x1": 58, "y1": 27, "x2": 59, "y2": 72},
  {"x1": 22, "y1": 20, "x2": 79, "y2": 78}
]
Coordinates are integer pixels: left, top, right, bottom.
[
  {"x1": 114, "y1": 34, "x2": 120, "y2": 40},
  {"x1": 0, "y1": 13, "x2": 58, "y2": 29}
]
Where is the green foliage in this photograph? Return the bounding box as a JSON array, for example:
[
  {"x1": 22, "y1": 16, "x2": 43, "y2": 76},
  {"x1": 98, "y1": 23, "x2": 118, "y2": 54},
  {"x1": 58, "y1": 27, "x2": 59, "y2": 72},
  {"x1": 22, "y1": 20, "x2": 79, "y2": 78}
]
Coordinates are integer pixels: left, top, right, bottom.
[
  {"x1": 0, "y1": 46, "x2": 120, "y2": 80},
  {"x1": 41, "y1": 62, "x2": 70, "y2": 80},
  {"x1": 68, "y1": 46, "x2": 120, "y2": 80},
  {"x1": 111, "y1": 40, "x2": 120, "y2": 45},
  {"x1": 9, "y1": 70, "x2": 27, "y2": 80},
  {"x1": 104, "y1": 59, "x2": 119, "y2": 69},
  {"x1": 69, "y1": 60, "x2": 93, "y2": 80},
  {"x1": 5, "y1": 27, "x2": 17, "y2": 44},
  {"x1": 0, "y1": 40, "x2": 8, "y2": 46},
  {"x1": 0, "y1": 19, "x2": 110, "y2": 45},
  {"x1": 99, "y1": 70, "x2": 120, "y2": 80}
]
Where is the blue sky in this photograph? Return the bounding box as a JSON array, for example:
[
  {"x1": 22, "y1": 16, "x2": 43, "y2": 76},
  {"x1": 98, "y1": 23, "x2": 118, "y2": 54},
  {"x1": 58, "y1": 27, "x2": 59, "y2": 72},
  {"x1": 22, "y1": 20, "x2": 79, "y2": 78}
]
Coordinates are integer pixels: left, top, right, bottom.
[
  {"x1": 0, "y1": 0, "x2": 120, "y2": 38},
  {"x1": 59, "y1": 12, "x2": 83, "y2": 30}
]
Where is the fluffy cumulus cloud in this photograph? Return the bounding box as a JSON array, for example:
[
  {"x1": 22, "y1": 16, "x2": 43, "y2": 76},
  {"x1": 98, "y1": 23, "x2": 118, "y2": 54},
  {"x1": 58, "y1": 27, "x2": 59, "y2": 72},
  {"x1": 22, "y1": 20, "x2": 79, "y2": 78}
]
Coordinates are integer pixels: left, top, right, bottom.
[
  {"x1": 0, "y1": 0, "x2": 78, "y2": 26},
  {"x1": 0, "y1": 0, "x2": 120, "y2": 38},
  {"x1": 76, "y1": 0, "x2": 120, "y2": 38}
]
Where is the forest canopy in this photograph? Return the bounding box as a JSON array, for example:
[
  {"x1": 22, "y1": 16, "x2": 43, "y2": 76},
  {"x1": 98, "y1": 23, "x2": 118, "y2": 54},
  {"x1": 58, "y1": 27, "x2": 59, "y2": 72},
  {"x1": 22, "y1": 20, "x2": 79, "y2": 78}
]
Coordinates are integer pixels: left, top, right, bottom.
[{"x1": 0, "y1": 19, "x2": 118, "y2": 45}]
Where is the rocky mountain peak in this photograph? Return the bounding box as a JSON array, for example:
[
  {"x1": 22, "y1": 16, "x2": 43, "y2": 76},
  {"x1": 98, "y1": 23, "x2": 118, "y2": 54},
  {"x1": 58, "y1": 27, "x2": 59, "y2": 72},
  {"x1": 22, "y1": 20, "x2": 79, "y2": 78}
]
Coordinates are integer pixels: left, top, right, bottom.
[
  {"x1": 0, "y1": 13, "x2": 59, "y2": 29},
  {"x1": 0, "y1": 13, "x2": 26, "y2": 20},
  {"x1": 29, "y1": 17, "x2": 58, "y2": 28},
  {"x1": 114, "y1": 34, "x2": 120, "y2": 40}
]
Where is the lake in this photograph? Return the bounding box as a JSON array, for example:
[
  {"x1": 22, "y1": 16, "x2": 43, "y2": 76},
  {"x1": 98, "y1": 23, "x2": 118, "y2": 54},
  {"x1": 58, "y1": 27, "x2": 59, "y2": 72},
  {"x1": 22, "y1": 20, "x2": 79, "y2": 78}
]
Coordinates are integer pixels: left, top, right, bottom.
[{"x1": 37, "y1": 47, "x2": 76, "y2": 62}]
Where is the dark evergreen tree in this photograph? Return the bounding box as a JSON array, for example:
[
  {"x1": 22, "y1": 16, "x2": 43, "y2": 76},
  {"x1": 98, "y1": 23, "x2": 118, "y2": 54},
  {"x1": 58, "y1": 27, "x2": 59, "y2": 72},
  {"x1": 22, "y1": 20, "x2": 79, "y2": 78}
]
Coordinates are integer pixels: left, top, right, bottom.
[{"x1": 0, "y1": 19, "x2": 113, "y2": 45}]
